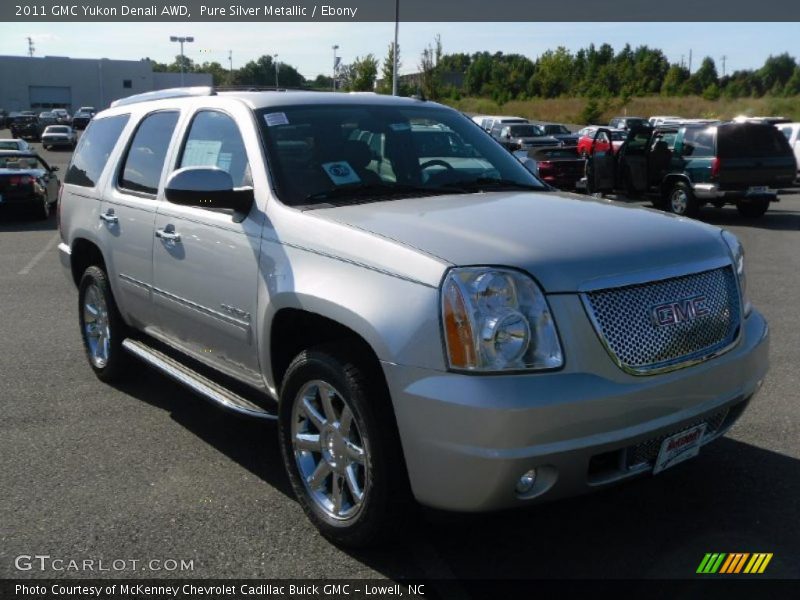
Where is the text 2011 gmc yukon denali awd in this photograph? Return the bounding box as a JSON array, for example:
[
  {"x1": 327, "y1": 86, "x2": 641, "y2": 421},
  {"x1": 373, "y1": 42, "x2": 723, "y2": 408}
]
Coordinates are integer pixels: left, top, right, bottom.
[{"x1": 58, "y1": 88, "x2": 769, "y2": 547}]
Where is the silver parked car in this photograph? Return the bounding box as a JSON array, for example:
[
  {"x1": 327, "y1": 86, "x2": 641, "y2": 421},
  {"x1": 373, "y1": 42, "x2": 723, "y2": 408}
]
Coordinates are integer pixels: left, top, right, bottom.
[
  {"x1": 41, "y1": 125, "x2": 77, "y2": 150},
  {"x1": 58, "y1": 88, "x2": 769, "y2": 547}
]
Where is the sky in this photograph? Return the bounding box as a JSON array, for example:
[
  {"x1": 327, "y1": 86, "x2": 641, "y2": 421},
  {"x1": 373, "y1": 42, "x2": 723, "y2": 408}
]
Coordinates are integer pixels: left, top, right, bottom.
[{"x1": 1, "y1": 22, "x2": 797, "y2": 80}]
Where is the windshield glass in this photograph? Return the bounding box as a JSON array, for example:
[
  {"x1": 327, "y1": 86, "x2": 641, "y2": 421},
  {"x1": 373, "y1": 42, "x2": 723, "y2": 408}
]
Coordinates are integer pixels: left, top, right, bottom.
[
  {"x1": 508, "y1": 124, "x2": 544, "y2": 137},
  {"x1": 0, "y1": 154, "x2": 45, "y2": 170},
  {"x1": 258, "y1": 104, "x2": 547, "y2": 206},
  {"x1": 0, "y1": 141, "x2": 22, "y2": 150},
  {"x1": 543, "y1": 124, "x2": 570, "y2": 135},
  {"x1": 48, "y1": 126, "x2": 69, "y2": 133}
]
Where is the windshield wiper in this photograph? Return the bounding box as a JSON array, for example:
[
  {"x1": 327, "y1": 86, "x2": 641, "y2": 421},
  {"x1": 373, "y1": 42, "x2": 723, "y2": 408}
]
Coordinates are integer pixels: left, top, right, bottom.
[
  {"x1": 304, "y1": 182, "x2": 451, "y2": 204},
  {"x1": 440, "y1": 178, "x2": 546, "y2": 193}
]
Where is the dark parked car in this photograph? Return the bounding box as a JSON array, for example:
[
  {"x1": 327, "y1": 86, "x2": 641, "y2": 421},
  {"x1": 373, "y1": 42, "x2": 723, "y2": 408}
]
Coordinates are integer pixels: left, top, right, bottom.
[
  {"x1": 10, "y1": 116, "x2": 41, "y2": 141},
  {"x1": 515, "y1": 145, "x2": 586, "y2": 190},
  {"x1": 38, "y1": 111, "x2": 58, "y2": 127},
  {"x1": 0, "y1": 109, "x2": 8, "y2": 128},
  {"x1": 538, "y1": 123, "x2": 579, "y2": 146},
  {"x1": 492, "y1": 123, "x2": 561, "y2": 151},
  {"x1": 0, "y1": 150, "x2": 60, "y2": 219},
  {"x1": 586, "y1": 122, "x2": 797, "y2": 218},
  {"x1": 72, "y1": 107, "x2": 97, "y2": 130},
  {"x1": 608, "y1": 116, "x2": 649, "y2": 130}
]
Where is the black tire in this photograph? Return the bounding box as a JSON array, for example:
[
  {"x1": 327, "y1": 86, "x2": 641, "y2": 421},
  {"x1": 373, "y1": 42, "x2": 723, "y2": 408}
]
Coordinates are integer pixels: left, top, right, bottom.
[
  {"x1": 667, "y1": 181, "x2": 699, "y2": 218},
  {"x1": 34, "y1": 194, "x2": 50, "y2": 220},
  {"x1": 737, "y1": 199, "x2": 770, "y2": 219},
  {"x1": 278, "y1": 344, "x2": 410, "y2": 548},
  {"x1": 78, "y1": 266, "x2": 131, "y2": 382}
]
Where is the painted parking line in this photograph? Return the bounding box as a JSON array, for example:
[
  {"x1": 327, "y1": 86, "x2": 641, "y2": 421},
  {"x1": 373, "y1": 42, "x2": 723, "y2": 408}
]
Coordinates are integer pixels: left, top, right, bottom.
[{"x1": 17, "y1": 232, "x2": 60, "y2": 275}]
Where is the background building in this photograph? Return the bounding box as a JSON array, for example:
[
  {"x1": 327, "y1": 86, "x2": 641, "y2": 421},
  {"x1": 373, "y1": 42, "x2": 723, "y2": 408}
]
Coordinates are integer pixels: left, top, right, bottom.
[{"x1": 0, "y1": 55, "x2": 212, "y2": 112}]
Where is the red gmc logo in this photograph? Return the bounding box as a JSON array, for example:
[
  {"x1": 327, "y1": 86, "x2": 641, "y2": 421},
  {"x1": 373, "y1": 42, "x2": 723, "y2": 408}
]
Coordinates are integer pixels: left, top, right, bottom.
[{"x1": 651, "y1": 295, "x2": 711, "y2": 327}]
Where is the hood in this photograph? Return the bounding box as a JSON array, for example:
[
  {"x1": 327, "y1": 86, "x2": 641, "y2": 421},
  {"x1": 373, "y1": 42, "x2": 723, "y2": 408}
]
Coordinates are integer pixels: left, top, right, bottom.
[{"x1": 313, "y1": 192, "x2": 729, "y2": 292}]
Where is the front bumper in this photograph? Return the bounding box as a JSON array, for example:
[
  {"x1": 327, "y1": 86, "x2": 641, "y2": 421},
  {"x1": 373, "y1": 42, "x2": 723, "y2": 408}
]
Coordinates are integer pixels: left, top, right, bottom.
[
  {"x1": 384, "y1": 299, "x2": 769, "y2": 512},
  {"x1": 693, "y1": 183, "x2": 778, "y2": 201}
]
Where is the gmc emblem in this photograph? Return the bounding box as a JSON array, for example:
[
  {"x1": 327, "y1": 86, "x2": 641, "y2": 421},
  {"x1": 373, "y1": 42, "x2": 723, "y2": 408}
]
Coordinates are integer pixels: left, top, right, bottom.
[{"x1": 651, "y1": 295, "x2": 711, "y2": 327}]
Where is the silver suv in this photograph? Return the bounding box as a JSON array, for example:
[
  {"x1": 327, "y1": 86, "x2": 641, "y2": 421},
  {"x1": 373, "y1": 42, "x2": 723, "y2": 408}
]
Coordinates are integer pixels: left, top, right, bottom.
[{"x1": 58, "y1": 88, "x2": 769, "y2": 547}]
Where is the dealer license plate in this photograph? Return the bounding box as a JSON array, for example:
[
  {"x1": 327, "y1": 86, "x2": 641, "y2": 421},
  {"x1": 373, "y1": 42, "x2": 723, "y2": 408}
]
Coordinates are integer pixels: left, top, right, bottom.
[{"x1": 653, "y1": 423, "x2": 707, "y2": 474}]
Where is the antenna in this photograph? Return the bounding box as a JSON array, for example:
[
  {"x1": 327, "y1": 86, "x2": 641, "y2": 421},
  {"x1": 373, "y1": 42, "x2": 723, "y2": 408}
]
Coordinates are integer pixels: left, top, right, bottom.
[
  {"x1": 688, "y1": 49, "x2": 693, "y2": 73},
  {"x1": 27, "y1": 36, "x2": 35, "y2": 57},
  {"x1": 720, "y1": 55, "x2": 727, "y2": 77}
]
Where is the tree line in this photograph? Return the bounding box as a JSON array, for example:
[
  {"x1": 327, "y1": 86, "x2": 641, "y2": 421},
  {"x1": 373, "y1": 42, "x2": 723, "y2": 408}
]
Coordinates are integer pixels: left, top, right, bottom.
[{"x1": 146, "y1": 42, "x2": 800, "y2": 101}]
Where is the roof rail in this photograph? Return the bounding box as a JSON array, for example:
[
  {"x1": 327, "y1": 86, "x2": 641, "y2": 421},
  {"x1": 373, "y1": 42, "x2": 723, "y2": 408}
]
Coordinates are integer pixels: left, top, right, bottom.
[
  {"x1": 110, "y1": 86, "x2": 215, "y2": 108},
  {"x1": 213, "y1": 85, "x2": 317, "y2": 92}
]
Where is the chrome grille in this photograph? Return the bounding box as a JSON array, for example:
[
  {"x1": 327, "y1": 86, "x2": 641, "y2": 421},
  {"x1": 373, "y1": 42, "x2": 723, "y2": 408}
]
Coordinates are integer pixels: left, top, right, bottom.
[
  {"x1": 584, "y1": 267, "x2": 741, "y2": 374},
  {"x1": 626, "y1": 408, "x2": 729, "y2": 469}
]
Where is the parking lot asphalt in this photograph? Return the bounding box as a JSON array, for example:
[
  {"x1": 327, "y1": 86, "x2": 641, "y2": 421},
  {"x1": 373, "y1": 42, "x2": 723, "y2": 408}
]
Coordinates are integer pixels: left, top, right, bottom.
[{"x1": 1, "y1": 131, "x2": 799, "y2": 582}]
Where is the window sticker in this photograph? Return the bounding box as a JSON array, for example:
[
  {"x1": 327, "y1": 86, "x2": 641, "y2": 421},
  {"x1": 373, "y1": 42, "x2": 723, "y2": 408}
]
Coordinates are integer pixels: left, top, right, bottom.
[
  {"x1": 264, "y1": 112, "x2": 290, "y2": 127},
  {"x1": 182, "y1": 139, "x2": 222, "y2": 167},
  {"x1": 322, "y1": 161, "x2": 361, "y2": 185}
]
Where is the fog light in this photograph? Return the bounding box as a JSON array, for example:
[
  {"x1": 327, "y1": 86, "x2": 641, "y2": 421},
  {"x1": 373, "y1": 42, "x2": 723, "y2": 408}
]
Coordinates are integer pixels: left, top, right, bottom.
[{"x1": 515, "y1": 469, "x2": 537, "y2": 494}]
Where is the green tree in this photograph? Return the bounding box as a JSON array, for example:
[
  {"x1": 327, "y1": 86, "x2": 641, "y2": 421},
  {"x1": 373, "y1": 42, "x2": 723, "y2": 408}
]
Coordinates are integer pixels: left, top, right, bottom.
[
  {"x1": 530, "y1": 47, "x2": 573, "y2": 98},
  {"x1": 419, "y1": 34, "x2": 443, "y2": 99},
  {"x1": 759, "y1": 53, "x2": 797, "y2": 92},
  {"x1": 349, "y1": 54, "x2": 379, "y2": 91},
  {"x1": 378, "y1": 43, "x2": 400, "y2": 94},
  {"x1": 784, "y1": 67, "x2": 800, "y2": 96}
]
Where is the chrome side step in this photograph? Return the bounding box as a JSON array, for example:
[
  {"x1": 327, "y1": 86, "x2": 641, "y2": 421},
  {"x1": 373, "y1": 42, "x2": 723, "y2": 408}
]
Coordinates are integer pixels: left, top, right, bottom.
[{"x1": 122, "y1": 339, "x2": 277, "y2": 420}]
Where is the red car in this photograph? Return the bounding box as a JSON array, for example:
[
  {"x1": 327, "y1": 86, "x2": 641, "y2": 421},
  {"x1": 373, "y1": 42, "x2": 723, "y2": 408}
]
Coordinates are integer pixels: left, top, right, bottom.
[{"x1": 576, "y1": 127, "x2": 626, "y2": 157}]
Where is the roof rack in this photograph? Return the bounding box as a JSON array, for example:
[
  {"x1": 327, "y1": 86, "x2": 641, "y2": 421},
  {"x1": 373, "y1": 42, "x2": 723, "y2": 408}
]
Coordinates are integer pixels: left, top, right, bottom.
[
  {"x1": 214, "y1": 85, "x2": 317, "y2": 92},
  {"x1": 110, "y1": 86, "x2": 215, "y2": 108}
]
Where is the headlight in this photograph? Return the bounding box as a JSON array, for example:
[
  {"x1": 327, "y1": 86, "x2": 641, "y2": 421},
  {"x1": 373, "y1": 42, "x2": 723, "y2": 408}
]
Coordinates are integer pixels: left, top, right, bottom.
[
  {"x1": 441, "y1": 267, "x2": 563, "y2": 371},
  {"x1": 721, "y1": 230, "x2": 751, "y2": 317}
]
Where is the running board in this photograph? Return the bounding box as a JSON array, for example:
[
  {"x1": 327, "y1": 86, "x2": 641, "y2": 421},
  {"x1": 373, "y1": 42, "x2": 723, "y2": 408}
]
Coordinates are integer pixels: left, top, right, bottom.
[{"x1": 122, "y1": 339, "x2": 277, "y2": 420}]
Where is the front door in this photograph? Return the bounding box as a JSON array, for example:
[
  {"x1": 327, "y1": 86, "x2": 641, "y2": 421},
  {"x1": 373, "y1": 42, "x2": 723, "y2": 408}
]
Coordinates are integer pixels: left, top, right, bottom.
[
  {"x1": 589, "y1": 128, "x2": 617, "y2": 192},
  {"x1": 151, "y1": 108, "x2": 263, "y2": 386}
]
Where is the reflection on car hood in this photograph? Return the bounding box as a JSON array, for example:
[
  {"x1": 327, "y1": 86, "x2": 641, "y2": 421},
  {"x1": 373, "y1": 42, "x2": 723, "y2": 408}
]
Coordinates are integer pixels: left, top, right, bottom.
[{"x1": 314, "y1": 191, "x2": 728, "y2": 292}]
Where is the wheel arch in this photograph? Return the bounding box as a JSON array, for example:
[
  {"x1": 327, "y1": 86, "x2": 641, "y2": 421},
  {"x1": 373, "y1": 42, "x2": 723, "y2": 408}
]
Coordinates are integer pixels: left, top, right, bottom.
[{"x1": 69, "y1": 237, "x2": 107, "y2": 286}]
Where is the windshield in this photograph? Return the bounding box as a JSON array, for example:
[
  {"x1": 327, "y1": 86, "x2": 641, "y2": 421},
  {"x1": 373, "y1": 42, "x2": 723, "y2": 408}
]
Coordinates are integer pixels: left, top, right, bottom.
[
  {"x1": 508, "y1": 124, "x2": 544, "y2": 137},
  {"x1": 258, "y1": 104, "x2": 547, "y2": 206},
  {"x1": 0, "y1": 141, "x2": 22, "y2": 150},
  {"x1": 48, "y1": 126, "x2": 69, "y2": 133},
  {"x1": 543, "y1": 124, "x2": 570, "y2": 135},
  {"x1": 0, "y1": 154, "x2": 46, "y2": 170}
]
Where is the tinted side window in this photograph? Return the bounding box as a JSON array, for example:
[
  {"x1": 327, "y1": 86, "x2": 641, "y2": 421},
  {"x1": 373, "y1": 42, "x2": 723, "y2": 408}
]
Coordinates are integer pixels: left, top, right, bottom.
[
  {"x1": 65, "y1": 114, "x2": 129, "y2": 187},
  {"x1": 119, "y1": 111, "x2": 179, "y2": 195},
  {"x1": 178, "y1": 111, "x2": 250, "y2": 187},
  {"x1": 681, "y1": 128, "x2": 715, "y2": 158}
]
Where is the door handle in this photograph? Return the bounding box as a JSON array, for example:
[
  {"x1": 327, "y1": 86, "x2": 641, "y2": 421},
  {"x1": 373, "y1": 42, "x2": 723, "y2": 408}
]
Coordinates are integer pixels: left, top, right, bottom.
[
  {"x1": 99, "y1": 209, "x2": 118, "y2": 224},
  {"x1": 155, "y1": 226, "x2": 181, "y2": 243}
]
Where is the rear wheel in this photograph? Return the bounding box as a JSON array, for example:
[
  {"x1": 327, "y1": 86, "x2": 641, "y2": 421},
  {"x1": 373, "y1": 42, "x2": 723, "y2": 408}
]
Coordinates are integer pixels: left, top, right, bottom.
[
  {"x1": 737, "y1": 199, "x2": 770, "y2": 219},
  {"x1": 278, "y1": 345, "x2": 410, "y2": 548},
  {"x1": 668, "y1": 181, "x2": 699, "y2": 218},
  {"x1": 78, "y1": 266, "x2": 131, "y2": 382}
]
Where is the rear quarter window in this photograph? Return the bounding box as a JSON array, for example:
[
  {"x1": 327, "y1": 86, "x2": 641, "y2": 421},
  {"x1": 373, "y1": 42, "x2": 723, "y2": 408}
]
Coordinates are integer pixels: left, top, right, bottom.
[
  {"x1": 718, "y1": 125, "x2": 792, "y2": 158},
  {"x1": 65, "y1": 114, "x2": 130, "y2": 188}
]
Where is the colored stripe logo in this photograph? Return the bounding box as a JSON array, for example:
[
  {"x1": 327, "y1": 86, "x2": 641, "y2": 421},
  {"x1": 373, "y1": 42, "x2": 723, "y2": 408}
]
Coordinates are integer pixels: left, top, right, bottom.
[{"x1": 697, "y1": 553, "x2": 773, "y2": 574}]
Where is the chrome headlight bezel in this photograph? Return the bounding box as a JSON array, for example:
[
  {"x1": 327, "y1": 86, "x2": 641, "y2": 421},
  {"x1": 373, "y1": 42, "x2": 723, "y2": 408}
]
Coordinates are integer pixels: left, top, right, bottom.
[
  {"x1": 721, "y1": 230, "x2": 751, "y2": 317},
  {"x1": 441, "y1": 267, "x2": 564, "y2": 373}
]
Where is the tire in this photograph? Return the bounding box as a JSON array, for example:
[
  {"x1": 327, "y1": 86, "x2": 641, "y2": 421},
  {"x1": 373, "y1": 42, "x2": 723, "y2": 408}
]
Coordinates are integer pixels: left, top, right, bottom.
[
  {"x1": 737, "y1": 199, "x2": 770, "y2": 219},
  {"x1": 34, "y1": 194, "x2": 50, "y2": 220},
  {"x1": 78, "y1": 266, "x2": 131, "y2": 382},
  {"x1": 278, "y1": 344, "x2": 410, "y2": 548},
  {"x1": 667, "y1": 181, "x2": 699, "y2": 218}
]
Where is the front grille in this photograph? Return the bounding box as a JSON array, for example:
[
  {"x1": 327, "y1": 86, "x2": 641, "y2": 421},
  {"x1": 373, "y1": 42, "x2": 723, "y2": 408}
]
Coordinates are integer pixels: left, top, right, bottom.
[
  {"x1": 584, "y1": 267, "x2": 741, "y2": 374},
  {"x1": 626, "y1": 408, "x2": 729, "y2": 469}
]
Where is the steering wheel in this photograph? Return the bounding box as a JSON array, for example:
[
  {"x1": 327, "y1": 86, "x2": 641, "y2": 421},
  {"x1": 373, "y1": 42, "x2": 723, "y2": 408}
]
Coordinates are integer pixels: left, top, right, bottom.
[{"x1": 420, "y1": 159, "x2": 454, "y2": 171}]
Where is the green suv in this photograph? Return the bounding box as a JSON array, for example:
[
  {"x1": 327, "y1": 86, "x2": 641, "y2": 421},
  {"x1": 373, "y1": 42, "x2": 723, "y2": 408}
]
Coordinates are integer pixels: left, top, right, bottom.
[{"x1": 587, "y1": 121, "x2": 797, "y2": 218}]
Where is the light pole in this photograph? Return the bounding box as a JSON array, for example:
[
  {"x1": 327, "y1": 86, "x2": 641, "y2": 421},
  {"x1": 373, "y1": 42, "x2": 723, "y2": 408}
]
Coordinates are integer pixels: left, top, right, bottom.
[
  {"x1": 273, "y1": 53, "x2": 279, "y2": 88},
  {"x1": 332, "y1": 45, "x2": 339, "y2": 92},
  {"x1": 169, "y1": 35, "x2": 194, "y2": 86},
  {"x1": 392, "y1": 0, "x2": 399, "y2": 96}
]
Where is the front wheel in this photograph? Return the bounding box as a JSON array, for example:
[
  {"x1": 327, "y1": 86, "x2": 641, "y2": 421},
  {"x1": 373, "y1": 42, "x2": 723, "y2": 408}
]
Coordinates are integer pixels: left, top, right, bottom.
[
  {"x1": 78, "y1": 266, "x2": 130, "y2": 382},
  {"x1": 668, "y1": 181, "x2": 699, "y2": 218},
  {"x1": 737, "y1": 198, "x2": 770, "y2": 219},
  {"x1": 278, "y1": 345, "x2": 410, "y2": 548}
]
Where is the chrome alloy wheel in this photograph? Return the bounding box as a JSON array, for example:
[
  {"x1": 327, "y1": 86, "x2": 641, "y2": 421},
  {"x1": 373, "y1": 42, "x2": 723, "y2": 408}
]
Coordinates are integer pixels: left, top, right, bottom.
[
  {"x1": 670, "y1": 188, "x2": 689, "y2": 214},
  {"x1": 291, "y1": 380, "x2": 368, "y2": 520},
  {"x1": 82, "y1": 283, "x2": 110, "y2": 368}
]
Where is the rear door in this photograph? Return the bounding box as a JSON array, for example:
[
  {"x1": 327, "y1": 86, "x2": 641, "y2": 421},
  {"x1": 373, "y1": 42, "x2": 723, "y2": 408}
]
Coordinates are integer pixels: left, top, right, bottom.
[
  {"x1": 151, "y1": 107, "x2": 264, "y2": 386},
  {"x1": 715, "y1": 124, "x2": 796, "y2": 189},
  {"x1": 99, "y1": 110, "x2": 181, "y2": 327}
]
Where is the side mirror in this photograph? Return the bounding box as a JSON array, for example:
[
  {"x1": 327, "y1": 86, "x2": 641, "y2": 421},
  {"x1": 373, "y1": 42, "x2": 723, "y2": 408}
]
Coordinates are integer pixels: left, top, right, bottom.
[{"x1": 165, "y1": 167, "x2": 254, "y2": 213}]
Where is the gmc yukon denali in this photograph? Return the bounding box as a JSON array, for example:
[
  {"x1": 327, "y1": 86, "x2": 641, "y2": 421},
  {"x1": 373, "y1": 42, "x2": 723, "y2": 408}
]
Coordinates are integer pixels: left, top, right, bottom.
[{"x1": 58, "y1": 88, "x2": 769, "y2": 547}]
